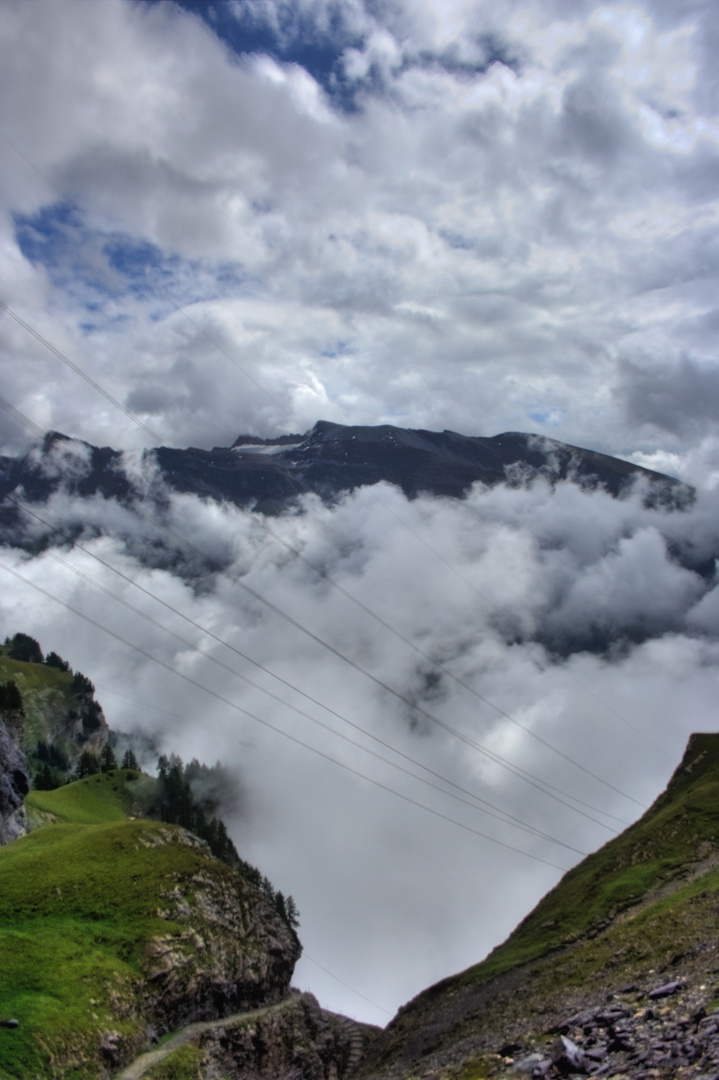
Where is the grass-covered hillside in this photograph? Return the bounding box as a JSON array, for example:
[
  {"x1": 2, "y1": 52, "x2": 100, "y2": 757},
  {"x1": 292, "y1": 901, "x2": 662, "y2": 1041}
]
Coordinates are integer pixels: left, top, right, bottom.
[
  {"x1": 0, "y1": 632, "x2": 108, "y2": 778},
  {"x1": 360, "y1": 732, "x2": 719, "y2": 1080},
  {"x1": 0, "y1": 770, "x2": 302, "y2": 1080}
]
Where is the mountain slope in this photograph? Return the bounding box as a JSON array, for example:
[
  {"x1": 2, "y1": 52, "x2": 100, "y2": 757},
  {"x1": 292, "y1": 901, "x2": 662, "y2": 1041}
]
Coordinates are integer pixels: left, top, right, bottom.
[
  {"x1": 0, "y1": 421, "x2": 689, "y2": 546},
  {"x1": 0, "y1": 637, "x2": 109, "y2": 766},
  {"x1": 0, "y1": 638, "x2": 112, "y2": 843},
  {"x1": 0, "y1": 771, "x2": 301, "y2": 1080},
  {"x1": 359, "y1": 732, "x2": 719, "y2": 1080}
]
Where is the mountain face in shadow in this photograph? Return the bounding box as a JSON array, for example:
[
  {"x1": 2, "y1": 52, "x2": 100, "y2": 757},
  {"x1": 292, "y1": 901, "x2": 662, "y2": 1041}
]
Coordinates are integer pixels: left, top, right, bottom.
[
  {"x1": 163, "y1": 421, "x2": 685, "y2": 506},
  {"x1": 0, "y1": 420, "x2": 690, "y2": 534}
]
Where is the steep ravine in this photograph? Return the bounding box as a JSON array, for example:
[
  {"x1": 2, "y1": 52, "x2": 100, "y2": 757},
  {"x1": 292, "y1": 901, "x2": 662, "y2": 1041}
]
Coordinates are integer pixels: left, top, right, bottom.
[{"x1": 5, "y1": 643, "x2": 719, "y2": 1080}]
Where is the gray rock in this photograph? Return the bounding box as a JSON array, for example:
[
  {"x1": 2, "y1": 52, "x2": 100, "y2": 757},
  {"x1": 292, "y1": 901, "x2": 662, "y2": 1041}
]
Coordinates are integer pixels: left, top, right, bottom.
[
  {"x1": 0, "y1": 720, "x2": 29, "y2": 845},
  {"x1": 648, "y1": 980, "x2": 685, "y2": 999},
  {"x1": 514, "y1": 1052, "x2": 551, "y2": 1073},
  {"x1": 552, "y1": 1034, "x2": 589, "y2": 1075}
]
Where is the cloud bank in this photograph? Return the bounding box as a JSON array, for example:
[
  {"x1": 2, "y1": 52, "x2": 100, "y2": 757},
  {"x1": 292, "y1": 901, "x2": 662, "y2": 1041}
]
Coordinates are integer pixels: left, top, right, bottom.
[
  {"x1": 0, "y1": 0, "x2": 718, "y2": 486},
  {"x1": 2, "y1": 0, "x2": 719, "y2": 1023},
  {"x1": 2, "y1": 467, "x2": 718, "y2": 1020}
]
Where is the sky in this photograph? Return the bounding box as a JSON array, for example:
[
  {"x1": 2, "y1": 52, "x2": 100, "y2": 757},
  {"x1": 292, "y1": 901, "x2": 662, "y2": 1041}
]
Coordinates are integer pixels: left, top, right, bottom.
[{"x1": 1, "y1": 0, "x2": 719, "y2": 1025}]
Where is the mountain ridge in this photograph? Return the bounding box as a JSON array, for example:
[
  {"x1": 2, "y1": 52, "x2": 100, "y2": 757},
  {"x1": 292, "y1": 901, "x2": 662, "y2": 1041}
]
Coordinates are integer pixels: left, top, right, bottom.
[
  {"x1": 358, "y1": 731, "x2": 719, "y2": 1080},
  {"x1": 0, "y1": 420, "x2": 690, "y2": 526}
]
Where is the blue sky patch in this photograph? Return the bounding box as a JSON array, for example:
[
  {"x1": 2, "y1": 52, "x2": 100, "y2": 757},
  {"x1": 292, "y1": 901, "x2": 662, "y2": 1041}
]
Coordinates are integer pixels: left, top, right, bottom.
[
  {"x1": 164, "y1": 0, "x2": 364, "y2": 110},
  {"x1": 140, "y1": 2, "x2": 519, "y2": 114},
  {"x1": 14, "y1": 200, "x2": 248, "y2": 320},
  {"x1": 528, "y1": 408, "x2": 566, "y2": 427}
]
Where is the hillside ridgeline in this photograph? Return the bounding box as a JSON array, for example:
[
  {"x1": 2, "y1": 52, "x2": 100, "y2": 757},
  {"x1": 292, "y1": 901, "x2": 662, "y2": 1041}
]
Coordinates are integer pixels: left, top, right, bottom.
[
  {"x1": 359, "y1": 732, "x2": 719, "y2": 1080},
  {"x1": 0, "y1": 639, "x2": 377, "y2": 1079},
  {"x1": 0, "y1": 631, "x2": 109, "y2": 842}
]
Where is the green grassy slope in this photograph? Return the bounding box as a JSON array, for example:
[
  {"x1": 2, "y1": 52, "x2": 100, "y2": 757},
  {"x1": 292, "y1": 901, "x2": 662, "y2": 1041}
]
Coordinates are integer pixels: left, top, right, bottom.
[
  {"x1": 0, "y1": 771, "x2": 262, "y2": 1080},
  {"x1": 452, "y1": 731, "x2": 719, "y2": 989},
  {"x1": 360, "y1": 733, "x2": 719, "y2": 1080},
  {"x1": 25, "y1": 768, "x2": 144, "y2": 825},
  {"x1": 0, "y1": 772, "x2": 176, "y2": 1078},
  {"x1": 0, "y1": 653, "x2": 75, "y2": 752},
  {"x1": 0, "y1": 650, "x2": 110, "y2": 784}
]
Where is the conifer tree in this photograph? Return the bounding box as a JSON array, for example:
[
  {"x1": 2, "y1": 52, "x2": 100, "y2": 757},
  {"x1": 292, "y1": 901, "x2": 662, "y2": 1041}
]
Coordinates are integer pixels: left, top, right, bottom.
[
  {"x1": 121, "y1": 748, "x2": 139, "y2": 770},
  {"x1": 75, "y1": 750, "x2": 100, "y2": 778},
  {"x1": 100, "y1": 744, "x2": 117, "y2": 773}
]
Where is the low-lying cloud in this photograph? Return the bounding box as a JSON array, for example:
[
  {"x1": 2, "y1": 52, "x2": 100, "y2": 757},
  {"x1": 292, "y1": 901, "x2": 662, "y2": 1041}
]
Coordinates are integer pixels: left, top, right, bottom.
[{"x1": 2, "y1": 469, "x2": 718, "y2": 1020}]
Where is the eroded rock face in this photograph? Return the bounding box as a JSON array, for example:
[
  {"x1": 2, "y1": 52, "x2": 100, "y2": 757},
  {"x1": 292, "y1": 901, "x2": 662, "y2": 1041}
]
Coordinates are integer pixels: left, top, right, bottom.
[
  {"x1": 140, "y1": 826, "x2": 302, "y2": 1032},
  {"x1": 194, "y1": 993, "x2": 380, "y2": 1080},
  {"x1": 0, "y1": 720, "x2": 29, "y2": 844}
]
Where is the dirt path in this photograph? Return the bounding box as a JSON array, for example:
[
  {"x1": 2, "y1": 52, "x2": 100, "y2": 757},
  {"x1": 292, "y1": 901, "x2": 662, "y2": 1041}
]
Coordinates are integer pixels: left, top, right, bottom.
[{"x1": 115, "y1": 998, "x2": 295, "y2": 1080}]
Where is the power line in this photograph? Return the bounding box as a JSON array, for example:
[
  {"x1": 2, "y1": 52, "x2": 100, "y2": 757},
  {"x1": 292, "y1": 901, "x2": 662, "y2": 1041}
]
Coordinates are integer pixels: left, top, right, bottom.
[
  {"x1": 0, "y1": 126, "x2": 661, "y2": 799},
  {"x1": 301, "y1": 954, "x2": 393, "y2": 1018},
  {"x1": 42, "y1": 543, "x2": 593, "y2": 854},
  {"x1": 167, "y1": 299, "x2": 287, "y2": 411},
  {"x1": 0, "y1": 389, "x2": 632, "y2": 829},
  {"x1": 0, "y1": 394, "x2": 46, "y2": 441},
  {"x1": 9, "y1": 488, "x2": 596, "y2": 852},
  {"x1": 0, "y1": 557, "x2": 573, "y2": 873},
  {"x1": 239, "y1": 502, "x2": 647, "y2": 805},
  {"x1": 370, "y1": 489, "x2": 674, "y2": 761},
  {"x1": 0, "y1": 299, "x2": 165, "y2": 444},
  {"x1": 0, "y1": 123, "x2": 283, "y2": 417},
  {"x1": 133, "y1": 498, "x2": 637, "y2": 824}
]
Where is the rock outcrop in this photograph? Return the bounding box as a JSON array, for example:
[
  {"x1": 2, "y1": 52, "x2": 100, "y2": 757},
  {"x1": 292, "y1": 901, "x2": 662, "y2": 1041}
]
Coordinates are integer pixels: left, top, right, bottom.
[
  {"x1": 0, "y1": 642, "x2": 109, "y2": 781},
  {"x1": 140, "y1": 825, "x2": 301, "y2": 1031},
  {"x1": 114, "y1": 994, "x2": 381, "y2": 1080},
  {"x1": 0, "y1": 719, "x2": 29, "y2": 843},
  {"x1": 180, "y1": 993, "x2": 379, "y2": 1080},
  {"x1": 0, "y1": 812, "x2": 303, "y2": 1078}
]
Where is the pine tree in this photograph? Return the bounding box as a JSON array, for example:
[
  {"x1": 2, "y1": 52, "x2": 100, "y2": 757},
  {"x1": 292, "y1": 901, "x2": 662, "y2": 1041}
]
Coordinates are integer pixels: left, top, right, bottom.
[
  {"x1": 75, "y1": 750, "x2": 100, "y2": 778},
  {"x1": 121, "y1": 748, "x2": 139, "y2": 771},
  {"x1": 34, "y1": 764, "x2": 57, "y2": 791},
  {"x1": 284, "y1": 895, "x2": 301, "y2": 929},
  {"x1": 45, "y1": 651, "x2": 71, "y2": 672},
  {"x1": 99, "y1": 744, "x2": 117, "y2": 773},
  {"x1": 6, "y1": 633, "x2": 43, "y2": 664},
  {"x1": 0, "y1": 680, "x2": 23, "y2": 711}
]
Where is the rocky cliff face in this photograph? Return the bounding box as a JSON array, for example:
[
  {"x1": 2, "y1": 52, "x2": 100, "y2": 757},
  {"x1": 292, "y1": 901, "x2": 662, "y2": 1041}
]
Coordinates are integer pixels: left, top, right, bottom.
[
  {"x1": 140, "y1": 825, "x2": 301, "y2": 1033},
  {"x1": 0, "y1": 719, "x2": 29, "y2": 844},
  {"x1": 0, "y1": 811, "x2": 304, "y2": 1078},
  {"x1": 0, "y1": 646, "x2": 109, "y2": 842},
  {"x1": 138, "y1": 992, "x2": 381, "y2": 1080}
]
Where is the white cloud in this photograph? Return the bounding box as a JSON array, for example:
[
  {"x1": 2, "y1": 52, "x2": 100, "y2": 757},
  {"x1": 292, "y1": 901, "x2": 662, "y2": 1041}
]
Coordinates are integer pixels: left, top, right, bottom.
[
  {"x1": 2, "y1": 0, "x2": 719, "y2": 1023},
  {"x1": 0, "y1": 0, "x2": 718, "y2": 475},
  {"x1": 2, "y1": 472, "x2": 719, "y2": 1019}
]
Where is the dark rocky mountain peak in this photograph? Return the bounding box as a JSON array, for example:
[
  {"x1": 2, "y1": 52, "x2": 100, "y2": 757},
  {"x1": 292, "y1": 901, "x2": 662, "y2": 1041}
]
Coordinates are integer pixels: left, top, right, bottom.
[
  {"x1": 0, "y1": 420, "x2": 692, "y2": 580},
  {"x1": 155, "y1": 419, "x2": 689, "y2": 510},
  {"x1": 1, "y1": 420, "x2": 688, "y2": 517}
]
